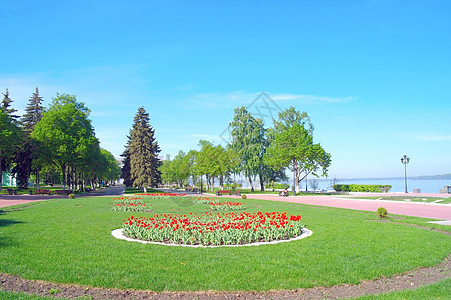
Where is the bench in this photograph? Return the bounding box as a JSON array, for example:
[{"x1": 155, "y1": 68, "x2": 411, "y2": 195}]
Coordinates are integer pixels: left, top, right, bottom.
[
  {"x1": 36, "y1": 189, "x2": 52, "y2": 195},
  {"x1": 216, "y1": 190, "x2": 241, "y2": 196},
  {"x1": 7, "y1": 188, "x2": 17, "y2": 195},
  {"x1": 54, "y1": 190, "x2": 72, "y2": 195},
  {"x1": 185, "y1": 186, "x2": 200, "y2": 193}
]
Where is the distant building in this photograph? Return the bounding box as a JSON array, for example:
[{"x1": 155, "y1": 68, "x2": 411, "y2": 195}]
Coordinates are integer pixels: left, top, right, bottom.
[{"x1": 1, "y1": 172, "x2": 16, "y2": 187}]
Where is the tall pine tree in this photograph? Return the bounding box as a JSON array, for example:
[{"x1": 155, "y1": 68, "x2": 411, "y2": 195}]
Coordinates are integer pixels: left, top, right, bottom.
[
  {"x1": 13, "y1": 87, "x2": 46, "y2": 188},
  {"x1": 21, "y1": 87, "x2": 45, "y2": 133},
  {"x1": 1, "y1": 89, "x2": 19, "y2": 123},
  {"x1": 120, "y1": 139, "x2": 132, "y2": 187},
  {"x1": 128, "y1": 107, "x2": 161, "y2": 192}
]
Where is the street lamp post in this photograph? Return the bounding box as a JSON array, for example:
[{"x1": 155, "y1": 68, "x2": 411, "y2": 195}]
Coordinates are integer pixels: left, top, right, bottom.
[{"x1": 400, "y1": 155, "x2": 410, "y2": 193}]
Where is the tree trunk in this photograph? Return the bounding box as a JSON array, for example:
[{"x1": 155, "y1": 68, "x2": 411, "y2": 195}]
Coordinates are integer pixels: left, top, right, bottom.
[
  {"x1": 67, "y1": 167, "x2": 71, "y2": 190},
  {"x1": 36, "y1": 169, "x2": 40, "y2": 190},
  {"x1": 248, "y1": 175, "x2": 254, "y2": 192},
  {"x1": 0, "y1": 158, "x2": 3, "y2": 192},
  {"x1": 258, "y1": 173, "x2": 264, "y2": 191},
  {"x1": 61, "y1": 164, "x2": 67, "y2": 190}
]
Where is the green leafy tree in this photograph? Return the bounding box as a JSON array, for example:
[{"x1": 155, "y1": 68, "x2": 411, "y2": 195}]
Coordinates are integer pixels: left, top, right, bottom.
[
  {"x1": 32, "y1": 94, "x2": 99, "y2": 190},
  {"x1": 265, "y1": 108, "x2": 331, "y2": 195},
  {"x1": 229, "y1": 106, "x2": 266, "y2": 191},
  {"x1": 272, "y1": 106, "x2": 313, "y2": 134},
  {"x1": 171, "y1": 150, "x2": 191, "y2": 188},
  {"x1": 128, "y1": 106, "x2": 161, "y2": 192},
  {"x1": 120, "y1": 141, "x2": 132, "y2": 187},
  {"x1": 262, "y1": 167, "x2": 289, "y2": 190},
  {"x1": 0, "y1": 110, "x2": 20, "y2": 190},
  {"x1": 193, "y1": 141, "x2": 239, "y2": 191},
  {"x1": 215, "y1": 145, "x2": 240, "y2": 190},
  {"x1": 99, "y1": 148, "x2": 121, "y2": 184},
  {"x1": 159, "y1": 154, "x2": 174, "y2": 187},
  {"x1": 187, "y1": 150, "x2": 199, "y2": 187},
  {"x1": 195, "y1": 140, "x2": 220, "y2": 191}
]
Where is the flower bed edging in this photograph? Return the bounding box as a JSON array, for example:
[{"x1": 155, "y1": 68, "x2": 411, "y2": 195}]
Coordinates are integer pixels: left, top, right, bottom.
[{"x1": 111, "y1": 227, "x2": 313, "y2": 248}]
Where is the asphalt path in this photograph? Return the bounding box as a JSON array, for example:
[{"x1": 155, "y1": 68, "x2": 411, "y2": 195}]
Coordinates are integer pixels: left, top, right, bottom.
[
  {"x1": 156, "y1": 189, "x2": 451, "y2": 221},
  {"x1": 240, "y1": 193, "x2": 451, "y2": 221},
  {"x1": 1, "y1": 187, "x2": 450, "y2": 222},
  {"x1": 0, "y1": 185, "x2": 125, "y2": 208}
]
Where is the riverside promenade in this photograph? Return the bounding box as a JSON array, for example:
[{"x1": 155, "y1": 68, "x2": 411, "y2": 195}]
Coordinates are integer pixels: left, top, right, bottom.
[
  {"x1": 0, "y1": 185, "x2": 126, "y2": 209},
  {"x1": 241, "y1": 192, "x2": 451, "y2": 221},
  {"x1": 1, "y1": 187, "x2": 450, "y2": 222}
]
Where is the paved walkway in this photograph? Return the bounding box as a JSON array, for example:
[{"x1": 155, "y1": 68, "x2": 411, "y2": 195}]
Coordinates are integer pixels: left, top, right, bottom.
[
  {"x1": 1, "y1": 187, "x2": 450, "y2": 221},
  {"x1": 0, "y1": 185, "x2": 125, "y2": 208},
  {"x1": 240, "y1": 193, "x2": 451, "y2": 221},
  {"x1": 160, "y1": 189, "x2": 451, "y2": 221},
  {"x1": 0, "y1": 194, "x2": 61, "y2": 208}
]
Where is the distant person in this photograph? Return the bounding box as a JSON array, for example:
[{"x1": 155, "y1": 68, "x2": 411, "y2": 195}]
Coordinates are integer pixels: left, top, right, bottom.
[{"x1": 279, "y1": 188, "x2": 289, "y2": 197}]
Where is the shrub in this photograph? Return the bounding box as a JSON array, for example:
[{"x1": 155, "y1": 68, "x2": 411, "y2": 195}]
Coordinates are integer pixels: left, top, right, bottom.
[
  {"x1": 333, "y1": 184, "x2": 391, "y2": 193},
  {"x1": 377, "y1": 207, "x2": 388, "y2": 218},
  {"x1": 242, "y1": 194, "x2": 247, "y2": 199},
  {"x1": 265, "y1": 183, "x2": 290, "y2": 190},
  {"x1": 224, "y1": 183, "x2": 242, "y2": 188},
  {"x1": 68, "y1": 194, "x2": 75, "y2": 199}
]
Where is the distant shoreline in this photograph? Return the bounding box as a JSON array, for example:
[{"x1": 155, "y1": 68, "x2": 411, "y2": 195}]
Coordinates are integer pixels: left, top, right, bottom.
[{"x1": 317, "y1": 174, "x2": 451, "y2": 181}]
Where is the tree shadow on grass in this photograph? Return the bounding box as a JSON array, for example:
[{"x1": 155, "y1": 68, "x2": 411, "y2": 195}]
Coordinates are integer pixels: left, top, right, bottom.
[{"x1": 0, "y1": 210, "x2": 24, "y2": 247}]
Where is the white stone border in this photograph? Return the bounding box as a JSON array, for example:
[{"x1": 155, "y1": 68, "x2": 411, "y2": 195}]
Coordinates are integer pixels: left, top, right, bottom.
[{"x1": 111, "y1": 227, "x2": 313, "y2": 248}]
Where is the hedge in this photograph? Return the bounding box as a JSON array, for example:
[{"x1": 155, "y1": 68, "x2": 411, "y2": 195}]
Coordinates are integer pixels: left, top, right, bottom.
[
  {"x1": 333, "y1": 184, "x2": 391, "y2": 193},
  {"x1": 224, "y1": 183, "x2": 242, "y2": 188},
  {"x1": 265, "y1": 183, "x2": 290, "y2": 190}
]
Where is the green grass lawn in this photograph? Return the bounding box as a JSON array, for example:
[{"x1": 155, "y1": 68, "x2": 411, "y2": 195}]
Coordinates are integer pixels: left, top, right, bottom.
[
  {"x1": 0, "y1": 195, "x2": 449, "y2": 293},
  {"x1": 0, "y1": 291, "x2": 53, "y2": 300},
  {"x1": 351, "y1": 196, "x2": 451, "y2": 204}
]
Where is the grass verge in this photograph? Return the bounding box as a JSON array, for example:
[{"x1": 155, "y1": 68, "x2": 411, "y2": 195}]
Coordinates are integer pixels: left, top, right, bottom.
[
  {"x1": 350, "y1": 196, "x2": 451, "y2": 204},
  {"x1": 0, "y1": 195, "x2": 449, "y2": 292}
]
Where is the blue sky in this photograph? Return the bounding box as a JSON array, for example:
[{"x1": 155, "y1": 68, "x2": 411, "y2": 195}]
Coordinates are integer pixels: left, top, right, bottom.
[{"x1": 1, "y1": 0, "x2": 450, "y2": 178}]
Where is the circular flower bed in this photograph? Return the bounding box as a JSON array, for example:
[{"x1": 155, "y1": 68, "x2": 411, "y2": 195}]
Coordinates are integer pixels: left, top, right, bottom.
[
  {"x1": 111, "y1": 196, "x2": 150, "y2": 212},
  {"x1": 209, "y1": 201, "x2": 245, "y2": 210},
  {"x1": 122, "y1": 211, "x2": 304, "y2": 246}
]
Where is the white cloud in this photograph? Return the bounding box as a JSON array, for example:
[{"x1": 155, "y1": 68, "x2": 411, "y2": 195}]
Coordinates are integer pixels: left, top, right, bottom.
[
  {"x1": 183, "y1": 91, "x2": 260, "y2": 109},
  {"x1": 271, "y1": 93, "x2": 355, "y2": 103},
  {"x1": 182, "y1": 91, "x2": 355, "y2": 110}
]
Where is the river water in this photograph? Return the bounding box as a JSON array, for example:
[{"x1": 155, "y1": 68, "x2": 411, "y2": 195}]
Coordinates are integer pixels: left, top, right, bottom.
[{"x1": 313, "y1": 178, "x2": 451, "y2": 194}]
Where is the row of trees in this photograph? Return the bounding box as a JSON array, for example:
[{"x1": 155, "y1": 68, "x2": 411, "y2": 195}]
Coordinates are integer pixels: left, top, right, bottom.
[
  {"x1": 158, "y1": 106, "x2": 332, "y2": 194},
  {"x1": 160, "y1": 142, "x2": 240, "y2": 191},
  {"x1": 0, "y1": 88, "x2": 121, "y2": 191}
]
